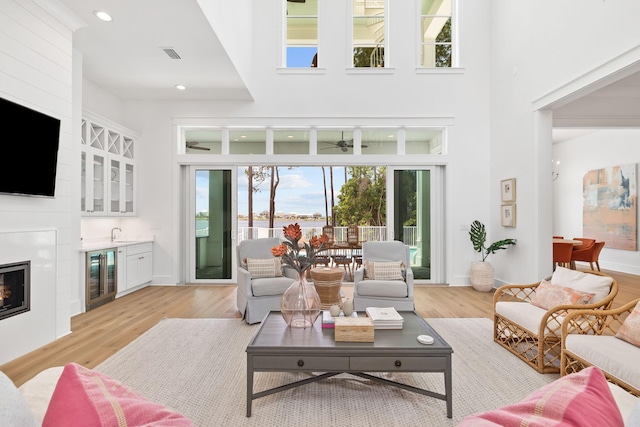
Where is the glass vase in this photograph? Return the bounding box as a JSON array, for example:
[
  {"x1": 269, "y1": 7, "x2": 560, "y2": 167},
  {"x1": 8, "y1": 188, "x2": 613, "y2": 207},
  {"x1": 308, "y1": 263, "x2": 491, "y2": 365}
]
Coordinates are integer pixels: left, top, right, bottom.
[{"x1": 280, "y1": 272, "x2": 321, "y2": 328}]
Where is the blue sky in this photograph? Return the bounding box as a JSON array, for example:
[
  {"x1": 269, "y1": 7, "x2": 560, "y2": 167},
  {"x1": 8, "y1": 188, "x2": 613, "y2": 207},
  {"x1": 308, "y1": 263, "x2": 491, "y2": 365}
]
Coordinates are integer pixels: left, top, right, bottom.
[{"x1": 196, "y1": 166, "x2": 346, "y2": 216}]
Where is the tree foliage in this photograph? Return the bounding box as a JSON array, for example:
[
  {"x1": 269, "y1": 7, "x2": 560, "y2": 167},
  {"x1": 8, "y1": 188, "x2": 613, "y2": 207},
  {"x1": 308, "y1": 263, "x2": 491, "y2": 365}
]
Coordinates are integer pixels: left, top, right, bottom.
[{"x1": 334, "y1": 166, "x2": 386, "y2": 226}]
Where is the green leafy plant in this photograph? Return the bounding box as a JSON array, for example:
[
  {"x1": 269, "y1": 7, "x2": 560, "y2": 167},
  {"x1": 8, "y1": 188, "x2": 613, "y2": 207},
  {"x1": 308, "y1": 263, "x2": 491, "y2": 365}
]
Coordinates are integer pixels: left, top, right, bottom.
[{"x1": 469, "y1": 220, "x2": 516, "y2": 262}]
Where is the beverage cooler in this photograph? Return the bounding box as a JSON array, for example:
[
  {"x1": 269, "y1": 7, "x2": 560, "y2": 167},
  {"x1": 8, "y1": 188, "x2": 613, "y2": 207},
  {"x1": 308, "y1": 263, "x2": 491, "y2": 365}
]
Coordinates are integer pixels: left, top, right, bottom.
[{"x1": 85, "y1": 248, "x2": 117, "y2": 311}]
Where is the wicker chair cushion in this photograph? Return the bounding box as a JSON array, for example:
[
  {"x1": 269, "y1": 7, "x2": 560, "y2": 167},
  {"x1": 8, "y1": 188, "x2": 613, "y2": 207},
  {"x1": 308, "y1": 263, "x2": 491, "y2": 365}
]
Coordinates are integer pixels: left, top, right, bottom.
[
  {"x1": 495, "y1": 301, "x2": 562, "y2": 336},
  {"x1": 530, "y1": 280, "x2": 595, "y2": 310},
  {"x1": 565, "y1": 335, "x2": 640, "y2": 391},
  {"x1": 616, "y1": 300, "x2": 640, "y2": 347},
  {"x1": 550, "y1": 267, "x2": 612, "y2": 302},
  {"x1": 246, "y1": 258, "x2": 283, "y2": 278}
]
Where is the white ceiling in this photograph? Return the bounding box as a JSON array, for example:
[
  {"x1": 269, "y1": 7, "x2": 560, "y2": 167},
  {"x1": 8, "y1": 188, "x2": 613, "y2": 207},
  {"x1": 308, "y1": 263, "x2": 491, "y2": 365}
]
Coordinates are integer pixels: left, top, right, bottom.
[
  {"x1": 59, "y1": 0, "x2": 252, "y2": 101},
  {"x1": 57, "y1": 0, "x2": 640, "y2": 137}
]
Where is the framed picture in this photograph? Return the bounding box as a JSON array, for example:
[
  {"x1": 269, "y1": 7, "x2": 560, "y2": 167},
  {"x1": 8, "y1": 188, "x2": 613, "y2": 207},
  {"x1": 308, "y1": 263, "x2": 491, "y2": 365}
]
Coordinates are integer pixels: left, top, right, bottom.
[
  {"x1": 501, "y1": 204, "x2": 516, "y2": 227},
  {"x1": 501, "y1": 178, "x2": 516, "y2": 202}
]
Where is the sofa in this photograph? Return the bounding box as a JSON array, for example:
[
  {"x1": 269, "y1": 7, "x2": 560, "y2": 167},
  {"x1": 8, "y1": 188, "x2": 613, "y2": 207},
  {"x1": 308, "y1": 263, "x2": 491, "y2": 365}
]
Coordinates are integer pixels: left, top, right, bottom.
[{"x1": 1, "y1": 363, "x2": 192, "y2": 426}]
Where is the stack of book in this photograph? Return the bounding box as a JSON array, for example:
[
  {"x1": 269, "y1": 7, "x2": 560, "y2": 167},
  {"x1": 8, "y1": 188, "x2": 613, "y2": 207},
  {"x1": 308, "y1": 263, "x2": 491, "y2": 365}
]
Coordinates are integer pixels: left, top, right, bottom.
[
  {"x1": 322, "y1": 310, "x2": 358, "y2": 329},
  {"x1": 365, "y1": 307, "x2": 404, "y2": 329}
]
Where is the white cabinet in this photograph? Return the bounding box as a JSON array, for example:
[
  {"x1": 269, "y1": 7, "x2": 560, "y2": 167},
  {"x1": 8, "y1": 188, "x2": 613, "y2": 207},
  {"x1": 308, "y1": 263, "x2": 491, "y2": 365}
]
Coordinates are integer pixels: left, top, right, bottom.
[
  {"x1": 125, "y1": 243, "x2": 153, "y2": 291},
  {"x1": 81, "y1": 112, "x2": 138, "y2": 216}
]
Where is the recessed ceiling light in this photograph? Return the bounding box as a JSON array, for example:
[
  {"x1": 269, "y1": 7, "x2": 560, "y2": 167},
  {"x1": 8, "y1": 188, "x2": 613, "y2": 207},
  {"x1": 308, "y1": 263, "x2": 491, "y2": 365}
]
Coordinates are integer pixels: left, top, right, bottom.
[
  {"x1": 93, "y1": 10, "x2": 112, "y2": 22},
  {"x1": 175, "y1": 85, "x2": 186, "y2": 90}
]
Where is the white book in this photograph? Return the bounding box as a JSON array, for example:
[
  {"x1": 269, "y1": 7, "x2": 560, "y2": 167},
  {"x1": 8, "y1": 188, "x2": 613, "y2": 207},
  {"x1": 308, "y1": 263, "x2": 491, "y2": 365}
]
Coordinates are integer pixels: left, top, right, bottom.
[{"x1": 365, "y1": 307, "x2": 404, "y2": 322}]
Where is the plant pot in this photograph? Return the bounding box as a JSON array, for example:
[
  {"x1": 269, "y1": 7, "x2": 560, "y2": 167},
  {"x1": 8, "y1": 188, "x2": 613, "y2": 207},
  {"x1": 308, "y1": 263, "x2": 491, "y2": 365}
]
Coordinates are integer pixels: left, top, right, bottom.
[{"x1": 470, "y1": 261, "x2": 495, "y2": 292}]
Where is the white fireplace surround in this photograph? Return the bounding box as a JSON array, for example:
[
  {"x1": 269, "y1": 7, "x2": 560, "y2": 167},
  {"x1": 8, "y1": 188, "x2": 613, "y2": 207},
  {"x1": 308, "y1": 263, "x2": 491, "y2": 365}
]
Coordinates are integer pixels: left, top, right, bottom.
[{"x1": 0, "y1": 230, "x2": 57, "y2": 365}]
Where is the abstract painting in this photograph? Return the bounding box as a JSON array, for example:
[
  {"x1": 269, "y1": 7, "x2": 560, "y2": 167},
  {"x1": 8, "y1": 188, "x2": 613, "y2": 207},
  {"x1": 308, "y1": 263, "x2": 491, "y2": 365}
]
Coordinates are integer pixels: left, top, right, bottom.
[{"x1": 583, "y1": 163, "x2": 637, "y2": 250}]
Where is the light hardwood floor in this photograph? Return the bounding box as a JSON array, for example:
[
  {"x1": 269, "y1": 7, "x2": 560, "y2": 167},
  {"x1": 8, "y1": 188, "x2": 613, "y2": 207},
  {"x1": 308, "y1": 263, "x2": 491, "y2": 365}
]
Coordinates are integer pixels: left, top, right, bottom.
[{"x1": 2, "y1": 268, "x2": 638, "y2": 387}]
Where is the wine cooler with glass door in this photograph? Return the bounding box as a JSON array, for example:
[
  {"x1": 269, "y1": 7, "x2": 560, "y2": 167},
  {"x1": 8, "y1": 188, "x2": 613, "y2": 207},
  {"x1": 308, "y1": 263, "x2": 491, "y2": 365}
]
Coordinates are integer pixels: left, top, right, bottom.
[{"x1": 85, "y1": 248, "x2": 117, "y2": 310}]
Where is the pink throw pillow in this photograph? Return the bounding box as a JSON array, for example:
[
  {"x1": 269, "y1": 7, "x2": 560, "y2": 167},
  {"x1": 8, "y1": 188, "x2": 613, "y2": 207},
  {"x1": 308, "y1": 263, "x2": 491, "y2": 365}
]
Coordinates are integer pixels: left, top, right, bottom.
[
  {"x1": 42, "y1": 363, "x2": 192, "y2": 427},
  {"x1": 530, "y1": 279, "x2": 595, "y2": 310},
  {"x1": 458, "y1": 366, "x2": 624, "y2": 427},
  {"x1": 616, "y1": 300, "x2": 640, "y2": 347}
]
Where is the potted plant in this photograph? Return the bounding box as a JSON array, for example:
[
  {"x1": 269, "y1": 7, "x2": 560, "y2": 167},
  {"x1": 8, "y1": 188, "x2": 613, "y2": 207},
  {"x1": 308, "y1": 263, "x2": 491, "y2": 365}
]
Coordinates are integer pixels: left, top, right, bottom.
[{"x1": 469, "y1": 220, "x2": 516, "y2": 291}]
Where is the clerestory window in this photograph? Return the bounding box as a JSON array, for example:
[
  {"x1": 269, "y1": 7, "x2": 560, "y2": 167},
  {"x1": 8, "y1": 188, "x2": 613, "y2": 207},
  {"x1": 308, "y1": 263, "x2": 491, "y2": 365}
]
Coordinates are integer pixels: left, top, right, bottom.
[
  {"x1": 419, "y1": 0, "x2": 453, "y2": 68},
  {"x1": 285, "y1": 0, "x2": 318, "y2": 68},
  {"x1": 352, "y1": 0, "x2": 386, "y2": 68}
]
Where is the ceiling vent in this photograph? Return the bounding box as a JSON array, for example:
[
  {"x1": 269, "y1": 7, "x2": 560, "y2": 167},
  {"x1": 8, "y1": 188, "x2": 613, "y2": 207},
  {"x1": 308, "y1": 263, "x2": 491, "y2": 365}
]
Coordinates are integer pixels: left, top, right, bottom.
[{"x1": 162, "y1": 48, "x2": 181, "y2": 60}]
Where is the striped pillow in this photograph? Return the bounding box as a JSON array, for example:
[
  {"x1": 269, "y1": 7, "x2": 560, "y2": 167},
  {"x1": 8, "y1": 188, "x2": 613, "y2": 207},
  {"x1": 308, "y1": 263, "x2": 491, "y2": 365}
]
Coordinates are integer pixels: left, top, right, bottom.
[
  {"x1": 246, "y1": 258, "x2": 283, "y2": 278},
  {"x1": 365, "y1": 261, "x2": 404, "y2": 280}
]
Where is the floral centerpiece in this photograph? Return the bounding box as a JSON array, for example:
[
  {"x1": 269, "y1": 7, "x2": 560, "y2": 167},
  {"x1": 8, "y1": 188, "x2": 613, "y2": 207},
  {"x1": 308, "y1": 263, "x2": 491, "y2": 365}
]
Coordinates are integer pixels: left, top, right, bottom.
[{"x1": 271, "y1": 223, "x2": 329, "y2": 328}]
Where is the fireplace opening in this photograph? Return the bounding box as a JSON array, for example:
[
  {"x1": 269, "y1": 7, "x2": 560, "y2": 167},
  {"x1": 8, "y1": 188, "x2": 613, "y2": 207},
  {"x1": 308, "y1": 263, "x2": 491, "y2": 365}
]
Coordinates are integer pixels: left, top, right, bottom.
[{"x1": 0, "y1": 261, "x2": 30, "y2": 321}]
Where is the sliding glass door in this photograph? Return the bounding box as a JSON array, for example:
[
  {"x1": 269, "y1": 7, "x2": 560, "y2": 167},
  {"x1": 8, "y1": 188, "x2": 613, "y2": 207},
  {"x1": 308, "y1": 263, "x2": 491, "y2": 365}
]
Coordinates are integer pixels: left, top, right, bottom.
[
  {"x1": 187, "y1": 167, "x2": 235, "y2": 282},
  {"x1": 389, "y1": 166, "x2": 443, "y2": 283}
]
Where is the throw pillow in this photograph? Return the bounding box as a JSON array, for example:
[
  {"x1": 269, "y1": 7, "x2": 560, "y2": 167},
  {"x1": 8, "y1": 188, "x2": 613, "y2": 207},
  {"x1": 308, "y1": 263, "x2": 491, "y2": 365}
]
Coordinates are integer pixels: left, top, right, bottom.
[
  {"x1": 530, "y1": 279, "x2": 595, "y2": 310},
  {"x1": 365, "y1": 261, "x2": 403, "y2": 280},
  {"x1": 550, "y1": 266, "x2": 613, "y2": 303},
  {"x1": 615, "y1": 300, "x2": 640, "y2": 347},
  {"x1": 246, "y1": 258, "x2": 283, "y2": 278},
  {"x1": 42, "y1": 363, "x2": 192, "y2": 427},
  {"x1": 458, "y1": 366, "x2": 624, "y2": 427},
  {"x1": 0, "y1": 371, "x2": 38, "y2": 427}
]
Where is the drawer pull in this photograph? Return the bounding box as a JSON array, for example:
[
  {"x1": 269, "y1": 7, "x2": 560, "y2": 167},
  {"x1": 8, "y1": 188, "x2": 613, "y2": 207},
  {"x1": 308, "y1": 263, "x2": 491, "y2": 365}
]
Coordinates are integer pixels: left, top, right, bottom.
[
  {"x1": 395, "y1": 360, "x2": 402, "y2": 367},
  {"x1": 297, "y1": 359, "x2": 304, "y2": 367}
]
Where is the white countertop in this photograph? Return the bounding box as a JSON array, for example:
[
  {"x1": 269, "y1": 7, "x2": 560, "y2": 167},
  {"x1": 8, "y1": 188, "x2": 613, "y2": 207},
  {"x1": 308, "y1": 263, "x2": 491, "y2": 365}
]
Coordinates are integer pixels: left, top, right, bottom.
[{"x1": 80, "y1": 237, "x2": 154, "y2": 252}]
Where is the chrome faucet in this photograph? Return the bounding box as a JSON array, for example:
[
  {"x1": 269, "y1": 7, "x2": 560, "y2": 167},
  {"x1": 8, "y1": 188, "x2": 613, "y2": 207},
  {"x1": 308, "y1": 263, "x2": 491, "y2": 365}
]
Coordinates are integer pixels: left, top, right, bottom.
[{"x1": 111, "y1": 227, "x2": 122, "y2": 242}]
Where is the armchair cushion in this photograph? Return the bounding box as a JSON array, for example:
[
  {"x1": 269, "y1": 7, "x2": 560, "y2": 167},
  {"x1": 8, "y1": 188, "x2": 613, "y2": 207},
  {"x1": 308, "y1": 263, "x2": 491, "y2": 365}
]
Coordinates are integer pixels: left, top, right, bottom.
[
  {"x1": 364, "y1": 261, "x2": 404, "y2": 280},
  {"x1": 616, "y1": 300, "x2": 640, "y2": 347},
  {"x1": 495, "y1": 301, "x2": 551, "y2": 336},
  {"x1": 246, "y1": 258, "x2": 283, "y2": 278},
  {"x1": 250, "y1": 277, "x2": 294, "y2": 297},
  {"x1": 550, "y1": 267, "x2": 612, "y2": 303},
  {"x1": 565, "y1": 335, "x2": 640, "y2": 392},
  {"x1": 355, "y1": 280, "x2": 408, "y2": 298},
  {"x1": 530, "y1": 280, "x2": 594, "y2": 310}
]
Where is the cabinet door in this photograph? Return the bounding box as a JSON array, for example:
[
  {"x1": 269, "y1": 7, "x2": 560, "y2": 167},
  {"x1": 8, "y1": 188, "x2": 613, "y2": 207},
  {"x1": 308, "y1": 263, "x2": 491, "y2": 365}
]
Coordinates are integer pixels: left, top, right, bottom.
[
  {"x1": 126, "y1": 254, "x2": 140, "y2": 288},
  {"x1": 81, "y1": 149, "x2": 107, "y2": 215},
  {"x1": 138, "y1": 251, "x2": 152, "y2": 283}
]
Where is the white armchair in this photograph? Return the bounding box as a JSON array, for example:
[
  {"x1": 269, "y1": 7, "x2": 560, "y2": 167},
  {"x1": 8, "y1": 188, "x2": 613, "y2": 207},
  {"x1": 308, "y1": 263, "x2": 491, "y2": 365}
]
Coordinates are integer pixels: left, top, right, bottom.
[
  {"x1": 236, "y1": 237, "x2": 297, "y2": 324},
  {"x1": 352, "y1": 241, "x2": 414, "y2": 311}
]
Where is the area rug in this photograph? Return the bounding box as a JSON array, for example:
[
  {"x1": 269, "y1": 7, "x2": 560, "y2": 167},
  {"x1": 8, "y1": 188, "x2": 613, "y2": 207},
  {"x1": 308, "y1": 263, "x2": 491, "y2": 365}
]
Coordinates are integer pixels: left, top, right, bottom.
[{"x1": 95, "y1": 317, "x2": 557, "y2": 426}]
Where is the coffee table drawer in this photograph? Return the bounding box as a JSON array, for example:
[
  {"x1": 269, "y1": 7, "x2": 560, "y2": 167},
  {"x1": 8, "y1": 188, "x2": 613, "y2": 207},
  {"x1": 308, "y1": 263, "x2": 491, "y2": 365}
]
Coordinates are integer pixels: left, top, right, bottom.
[
  {"x1": 253, "y1": 355, "x2": 349, "y2": 371},
  {"x1": 350, "y1": 356, "x2": 448, "y2": 371}
]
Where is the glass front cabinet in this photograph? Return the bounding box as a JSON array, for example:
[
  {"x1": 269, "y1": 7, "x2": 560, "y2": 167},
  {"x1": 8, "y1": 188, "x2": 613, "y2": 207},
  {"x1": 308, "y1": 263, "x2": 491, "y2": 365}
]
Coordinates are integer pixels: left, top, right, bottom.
[{"x1": 81, "y1": 112, "x2": 138, "y2": 216}]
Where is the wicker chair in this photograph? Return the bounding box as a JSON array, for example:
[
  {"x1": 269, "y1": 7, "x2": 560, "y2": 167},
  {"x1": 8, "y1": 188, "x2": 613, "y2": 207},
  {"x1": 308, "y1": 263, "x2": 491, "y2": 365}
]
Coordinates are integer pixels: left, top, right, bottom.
[
  {"x1": 493, "y1": 269, "x2": 618, "y2": 374},
  {"x1": 561, "y1": 298, "x2": 640, "y2": 396}
]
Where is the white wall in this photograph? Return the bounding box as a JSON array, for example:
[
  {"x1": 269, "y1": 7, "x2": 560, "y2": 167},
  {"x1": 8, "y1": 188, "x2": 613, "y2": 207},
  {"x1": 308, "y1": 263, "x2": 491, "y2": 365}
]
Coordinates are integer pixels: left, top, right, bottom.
[
  {"x1": 0, "y1": 0, "x2": 78, "y2": 365},
  {"x1": 489, "y1": 0, "x2": 640, "y2": 284},
  {"x1": 120, "y1": 0, "x2": 494, "y2": 287},
  {"x1": 553, "y1": 129, "x2": 640, "y2": 275}
]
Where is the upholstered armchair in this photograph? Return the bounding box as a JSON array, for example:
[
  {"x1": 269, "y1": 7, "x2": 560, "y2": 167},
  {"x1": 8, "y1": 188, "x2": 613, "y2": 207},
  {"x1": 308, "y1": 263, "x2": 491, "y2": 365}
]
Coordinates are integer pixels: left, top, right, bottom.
[
  {"x1": 561, "y1": 298, "x2": 640, "y2": 396},
  {"x1": 494, "y1": 267, "x2": 617, "y2": 374},
  {"x1": 352, "y1": 241, "x2": 414, "y2": 311},
  {"x1": 236, "y1": 237, "x2": 297, "y2": 324}
]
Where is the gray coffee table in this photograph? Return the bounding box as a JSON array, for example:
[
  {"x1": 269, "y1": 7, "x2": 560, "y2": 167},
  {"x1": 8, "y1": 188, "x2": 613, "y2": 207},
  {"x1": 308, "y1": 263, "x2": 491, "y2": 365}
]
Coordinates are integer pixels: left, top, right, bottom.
[{"x1": 246, "y1": 311, "x2": 453, "y2": 418}]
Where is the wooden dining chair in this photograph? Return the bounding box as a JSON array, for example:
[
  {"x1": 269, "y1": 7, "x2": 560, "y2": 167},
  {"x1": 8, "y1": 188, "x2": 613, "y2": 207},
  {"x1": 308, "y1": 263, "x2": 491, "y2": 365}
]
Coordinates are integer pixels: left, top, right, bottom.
[{"x1": 553, "y1": 241, "x2": 574, "y2": 270}]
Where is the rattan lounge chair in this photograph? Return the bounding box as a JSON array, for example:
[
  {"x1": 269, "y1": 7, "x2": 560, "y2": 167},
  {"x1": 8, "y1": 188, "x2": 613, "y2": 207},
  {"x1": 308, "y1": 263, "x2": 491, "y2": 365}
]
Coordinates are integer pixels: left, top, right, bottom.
[{"x1": 493, "y1": 268, "x2": 618, "y2": 374}]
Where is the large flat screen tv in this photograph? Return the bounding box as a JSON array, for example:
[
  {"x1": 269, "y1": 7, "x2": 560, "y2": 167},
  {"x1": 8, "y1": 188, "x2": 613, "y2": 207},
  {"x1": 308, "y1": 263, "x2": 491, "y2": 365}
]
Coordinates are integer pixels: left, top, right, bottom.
[{"x1": 0, "y1": 97, "x2": 61, "y2": 197}]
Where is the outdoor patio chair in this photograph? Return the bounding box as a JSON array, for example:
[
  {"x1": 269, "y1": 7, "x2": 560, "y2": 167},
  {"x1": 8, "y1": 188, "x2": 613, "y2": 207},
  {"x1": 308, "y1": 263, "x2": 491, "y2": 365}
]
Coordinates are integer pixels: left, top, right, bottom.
[
  {"x1": 494, "y1": 267, "x2": 617, "y2": 374},
  {"x1": 236, "y1": 237, "x2": 297, "y2": 324},
  {"x1": 353, "y1": 241, "x2": 414, "y2": 311}
]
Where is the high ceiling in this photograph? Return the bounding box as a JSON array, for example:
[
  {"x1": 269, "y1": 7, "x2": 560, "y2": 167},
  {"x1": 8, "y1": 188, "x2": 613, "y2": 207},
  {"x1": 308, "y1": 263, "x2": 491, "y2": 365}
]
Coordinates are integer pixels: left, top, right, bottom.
[
  {"x1": 57, "y1": 0, "x2": 640, "y2": 141},
  {"x1": 59, "y1": 0, "x2": 252, "y2": 101}
]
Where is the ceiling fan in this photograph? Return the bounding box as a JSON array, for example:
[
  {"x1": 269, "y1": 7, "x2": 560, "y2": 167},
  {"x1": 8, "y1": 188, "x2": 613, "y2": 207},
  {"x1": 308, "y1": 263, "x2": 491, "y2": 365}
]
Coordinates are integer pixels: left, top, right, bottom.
[
  {"x1": 186, "y1": 141, "x2": 210, "y2": 151},
  {"x1": 319, "y1": 132, "x2": 367, "y2": 152}
]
